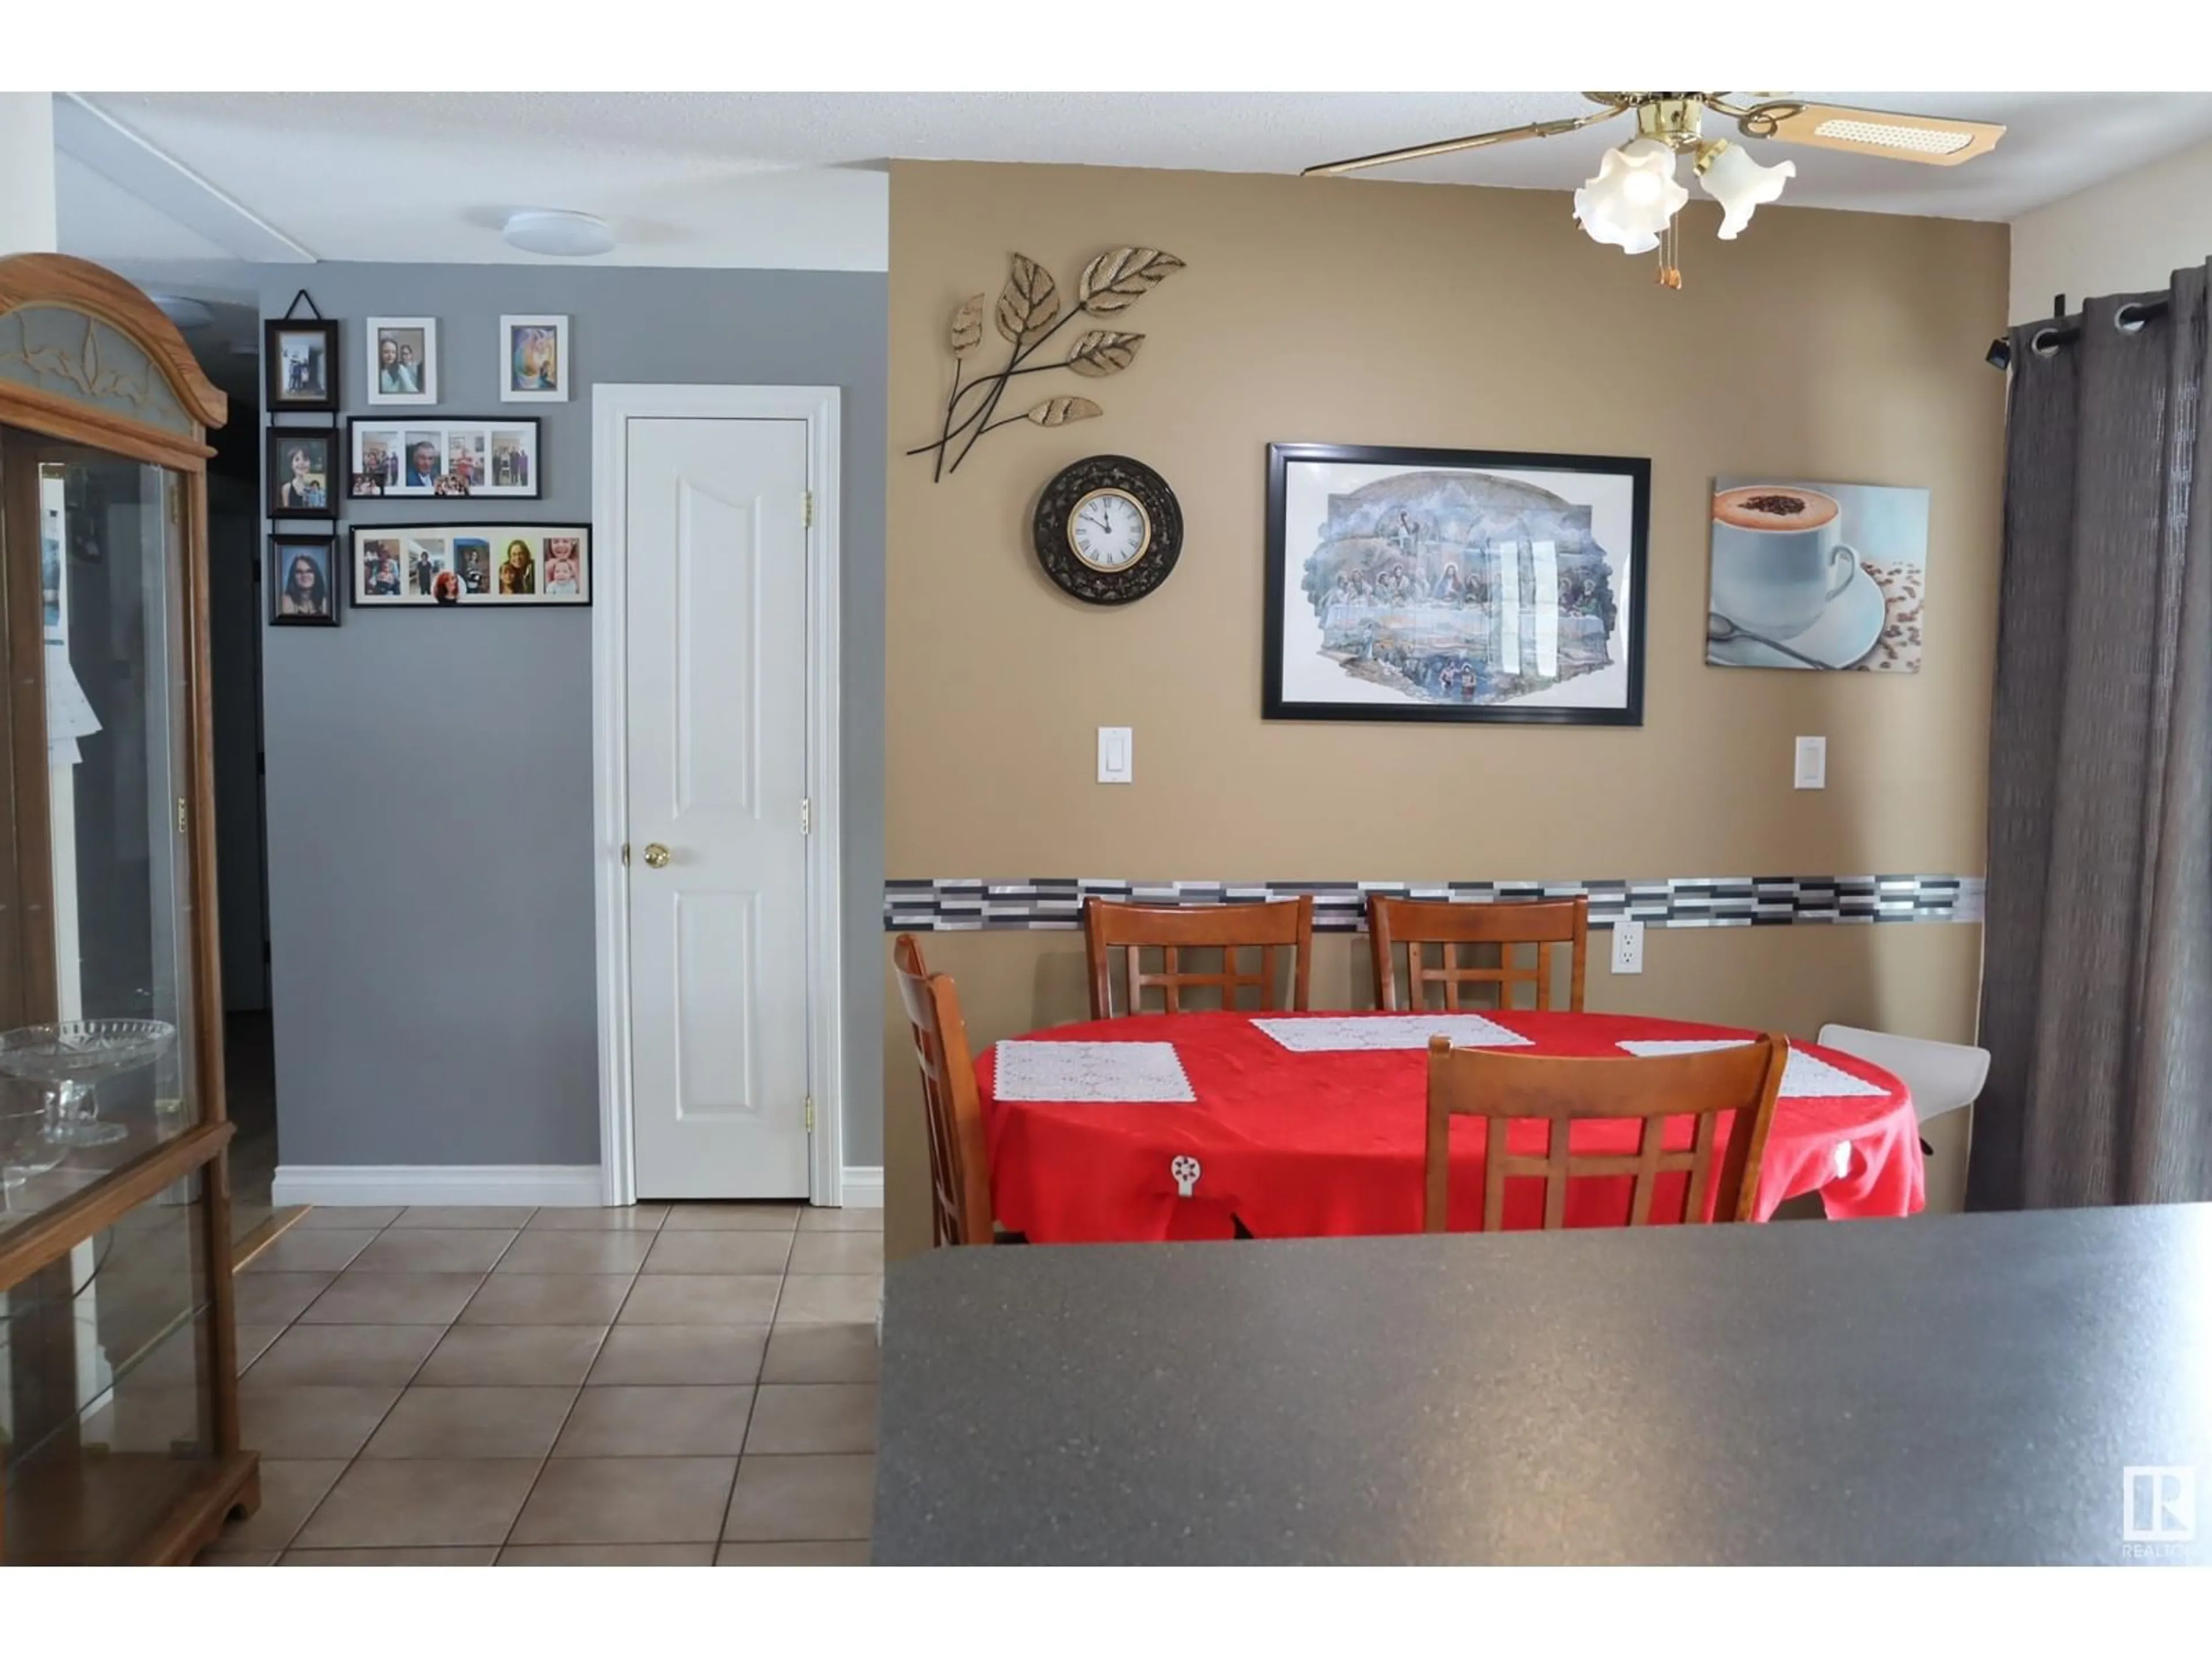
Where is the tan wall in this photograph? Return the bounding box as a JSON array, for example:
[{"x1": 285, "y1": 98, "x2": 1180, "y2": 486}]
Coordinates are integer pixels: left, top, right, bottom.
[{"x1": 883, "y1": 159, "x2": 2009, "y2": 1260}]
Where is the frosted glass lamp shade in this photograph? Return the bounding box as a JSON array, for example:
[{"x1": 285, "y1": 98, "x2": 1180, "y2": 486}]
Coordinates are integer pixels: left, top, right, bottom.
[
  {"x1": 1572, "y1": 138, "x2": 1688, "y2": 255},
  {"x1": 1699, "y1": 143, "x2": 1796, "y2": 240}
]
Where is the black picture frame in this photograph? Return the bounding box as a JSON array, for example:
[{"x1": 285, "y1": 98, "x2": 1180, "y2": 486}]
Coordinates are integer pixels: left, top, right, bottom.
[
  {"x1": 344, "y1": 417, "x2": 542, "y2": 500},
  {"x1": 1262, "y1": 442, "x2": 1650, "y2": 727},
  {"x1": 268, "y1": 535, "x2": 340, "y2": 627},
  {"x1": 349, "y1": 523, "x2": 591, "y2": 609},
  {"x1": 266, "y1": 427, "x2": 338, "y2": 520},
  {"x1": 264, "y1": 318, "x2": 339, "y2": 411}
]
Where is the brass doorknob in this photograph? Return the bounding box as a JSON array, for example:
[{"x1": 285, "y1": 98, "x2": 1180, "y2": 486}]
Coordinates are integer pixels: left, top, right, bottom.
[{"x1": 642, "y1": 843, "x2": 672, "y2": 869}]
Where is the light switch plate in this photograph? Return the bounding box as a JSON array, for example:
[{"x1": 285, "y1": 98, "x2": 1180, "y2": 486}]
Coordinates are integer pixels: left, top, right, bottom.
[
  {"x1": 1097, "y1": 726, "x2": 1132, "y2": 784},
  {"x1": 1612, "y1": 918, "x2": 1645, "y2": 975},
  {"x1": 1794, "y1": 735, "x2": 1827, "y2": 790}
]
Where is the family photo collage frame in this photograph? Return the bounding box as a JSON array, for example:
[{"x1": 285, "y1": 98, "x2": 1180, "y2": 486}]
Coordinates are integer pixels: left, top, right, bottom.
[{"x1": 263, "y1": 295, "x2": 589, "y2": 624}]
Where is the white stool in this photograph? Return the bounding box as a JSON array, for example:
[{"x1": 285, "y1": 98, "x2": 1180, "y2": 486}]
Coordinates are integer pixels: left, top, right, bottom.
[{"x1": 1816, "y1": 1024, "x2": 1991, "y2": 1217}]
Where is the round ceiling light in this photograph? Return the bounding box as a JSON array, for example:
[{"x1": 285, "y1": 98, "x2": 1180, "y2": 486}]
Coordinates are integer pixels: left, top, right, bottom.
[{"x1": 501, "y1": 209, "x2": 615, "y2": 258}]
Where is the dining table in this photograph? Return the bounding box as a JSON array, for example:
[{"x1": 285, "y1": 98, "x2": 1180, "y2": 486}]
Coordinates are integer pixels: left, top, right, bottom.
[{"x1": 979, "y1": 1008, "x2": 1922, "y2": 1242}]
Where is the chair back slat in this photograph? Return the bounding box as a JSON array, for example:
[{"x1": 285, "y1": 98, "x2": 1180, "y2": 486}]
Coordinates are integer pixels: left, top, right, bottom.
[
  {"x1": 1085, "y1": 896, "x2": 1315, "y2": 1018},
  {"x1": 1369, "y1": 895, "x2": 1590, "y2": 1013},
  {"x1": 1425, "y1": 1034, "x2": 1788, "y2": 1232},
  {"x1": 891, "y1": 935, "x2": 993, "y2": 1247}
]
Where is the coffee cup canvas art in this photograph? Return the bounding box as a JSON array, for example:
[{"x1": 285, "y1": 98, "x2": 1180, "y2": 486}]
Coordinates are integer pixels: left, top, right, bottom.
[{"x1": 1706, "y1": 478, "x2": 1930, "y2": 673}]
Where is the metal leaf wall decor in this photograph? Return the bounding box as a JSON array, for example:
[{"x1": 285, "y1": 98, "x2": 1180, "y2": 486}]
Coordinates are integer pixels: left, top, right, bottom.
[{"x1": 909, "y1": 245, "x2": 1186, "y2": 479}]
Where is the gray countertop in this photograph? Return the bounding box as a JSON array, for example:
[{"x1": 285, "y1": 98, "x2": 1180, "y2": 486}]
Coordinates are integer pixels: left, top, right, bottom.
[{"x1": 872, "y1": 1204, "x2": 2212, "y2": 1565}]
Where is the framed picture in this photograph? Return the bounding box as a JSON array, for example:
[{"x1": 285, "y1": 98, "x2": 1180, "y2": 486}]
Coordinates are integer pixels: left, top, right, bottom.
[
  {"x1": 1706, "y1": 477, "x2": 1931, "y2": 673},
  {"x1": 1263, "y1": 442, "x2": 1649, "y2": 726},
  {"x1": 265, "y1": 319, "x2": 338, "y2": 411},
  {"x1": 269, "y1": 535, "x2": 339, "y2": 626},
  {"x1": 500, "y1": 315, "x2": 570, "y2": 403},
  {"x1": 350, "y1": 524, "x2": 590, "y2": 608},
  {"x1": 366, "y1": 316, "x2": 438, "y2": 406},
  {"x1": 266, "y1": 429, "x2": 337, "y2": 519},
  {"x1": 347, "y1": 419, "x2": 539, "y2": 498}
]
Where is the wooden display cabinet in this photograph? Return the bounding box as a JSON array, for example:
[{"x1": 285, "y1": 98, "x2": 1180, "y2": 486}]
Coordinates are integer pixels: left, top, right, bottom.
[{"x1": 0, "y1": 254, "x2": 257, "y2": 1563}]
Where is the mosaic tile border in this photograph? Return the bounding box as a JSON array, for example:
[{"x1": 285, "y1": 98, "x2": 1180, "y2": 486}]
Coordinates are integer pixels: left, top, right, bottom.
[{"x1": 884, "y1": 876, "x2": 1985, "y2": 933}]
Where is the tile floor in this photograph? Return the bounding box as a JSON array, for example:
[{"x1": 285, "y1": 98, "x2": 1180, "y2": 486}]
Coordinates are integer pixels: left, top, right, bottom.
[{"x1": 200, "y1": 1201, "x2": 881, "y2": 1566}]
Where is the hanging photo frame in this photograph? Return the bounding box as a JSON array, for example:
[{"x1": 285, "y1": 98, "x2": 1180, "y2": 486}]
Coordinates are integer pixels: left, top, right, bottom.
[{"x1": 351, "y1": 523, "x2": 589, "y2": 608}]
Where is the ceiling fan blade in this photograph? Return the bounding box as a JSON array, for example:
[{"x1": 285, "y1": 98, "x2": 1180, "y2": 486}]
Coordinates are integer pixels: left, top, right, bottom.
[
  {"x1": 1304, "y1": 103, "x2": 1627, "y2": 178},
  {"x1": 1747, "y1": 101, "x2": 2004, "y2": 166}
]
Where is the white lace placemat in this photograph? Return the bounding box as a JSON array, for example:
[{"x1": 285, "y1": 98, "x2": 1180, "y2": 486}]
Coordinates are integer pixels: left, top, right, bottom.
[
  {"x1": 1615, "y1": 1039, "x2": 1891, "y2": 1100},
  {"x1": 994, "y1": 1040, "x2": 1196, "y2": 1103},
  {"x1": 1254, "y1": 1014, "x2": 1533, "y2": 1053}
]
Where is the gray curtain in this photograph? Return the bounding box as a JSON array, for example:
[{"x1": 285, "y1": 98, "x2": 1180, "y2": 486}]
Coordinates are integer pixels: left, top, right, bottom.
[{"x1": 1969, "y1": 262, "x2": 2212, "y2": 1211}]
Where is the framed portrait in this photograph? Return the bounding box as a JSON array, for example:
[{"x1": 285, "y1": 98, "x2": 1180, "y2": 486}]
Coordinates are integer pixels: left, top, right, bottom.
[
  {"x1": 1263, "y1": 442, "x2": 1650, "y2": 726},
  {"x1": 347, "y1": 418, "x2": 539, "y2": 499},
  {"x1": 499, "y1": 315, "x2": 570, "y2": 403},
  {"x1": 269, "y1": 535, "x2": 339, "y2": 627},
  {"x1": 266, "y1": 429, "x2": 337, "y2": 519},
  {"x1": 264, "y1": 319, "x2": 338, "y2": 411},
  {"x1": 350, "y1": 523, "x2": 590, "y2": 608},
  {"x1": 366, "y1": 316, "x2": 438, "y2": 406},
  {"x1": 1706, "y1": 477, "x2": 1931, "y2": 673}
]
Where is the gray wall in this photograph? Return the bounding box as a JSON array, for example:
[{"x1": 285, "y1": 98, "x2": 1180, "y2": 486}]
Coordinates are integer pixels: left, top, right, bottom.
[{"x1": 256, "y1": 263, "x2": 886, "y2": 1172}]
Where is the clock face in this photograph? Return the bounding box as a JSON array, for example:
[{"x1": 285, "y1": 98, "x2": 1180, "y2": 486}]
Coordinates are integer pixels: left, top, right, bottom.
[{"x1": 1068, "y1": 488, "x2": 1152, "y2": 572}]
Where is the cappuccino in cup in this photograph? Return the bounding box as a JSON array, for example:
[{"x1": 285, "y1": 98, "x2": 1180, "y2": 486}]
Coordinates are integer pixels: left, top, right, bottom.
[{"x1": 1710, "y1": 486, "x2": 1859, "y2": 640}]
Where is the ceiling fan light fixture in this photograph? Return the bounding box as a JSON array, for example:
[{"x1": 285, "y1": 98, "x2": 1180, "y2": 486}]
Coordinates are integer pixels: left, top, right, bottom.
[
  {"x1": 1696, "y1": 141, "x2": 1796, "y2": 240},
  {"x1": 1573, "y1": 138, "x2": 1687, "y2": 256}
]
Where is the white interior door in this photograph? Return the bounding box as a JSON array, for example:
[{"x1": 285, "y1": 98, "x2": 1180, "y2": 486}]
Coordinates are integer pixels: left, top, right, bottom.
[{"x1": 626, "y1": 416, "x2": 812, "y2": 1198}]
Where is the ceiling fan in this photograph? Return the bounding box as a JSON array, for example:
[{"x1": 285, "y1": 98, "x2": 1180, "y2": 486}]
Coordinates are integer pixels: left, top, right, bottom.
[{"x1": 1304, "y1": 93, "x2": 2006, "y2": 287}]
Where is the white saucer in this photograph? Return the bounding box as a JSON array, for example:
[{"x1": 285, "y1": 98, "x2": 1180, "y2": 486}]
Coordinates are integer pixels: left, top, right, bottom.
[{"x1": 1707, "y1": 558, "x2": 1885, "y2": 671}]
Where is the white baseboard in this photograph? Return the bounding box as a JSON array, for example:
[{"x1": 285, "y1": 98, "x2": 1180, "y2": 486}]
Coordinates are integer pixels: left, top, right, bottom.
[
  {"x1": 839, "y1": 1166, "x2": 884, "y2": 1209},
  {"x1": 272, "y1": 1164, "x2": 604, "y2": 1209}
]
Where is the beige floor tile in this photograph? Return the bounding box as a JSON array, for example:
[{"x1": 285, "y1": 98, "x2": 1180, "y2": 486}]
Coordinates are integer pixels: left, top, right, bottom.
[
  {"x1": 743, "y1": 1384, "x2": 878, "y2": 1455},
  {"x1": 661, "y1": 1203, "x2": 800, "y2": 1232},
  {"x1": 293, "y1": 1205, "x2": 403, "y2": 1230},
  {"x1": 350, "y1": 1228, "x2": 520, "y2": 1273},
  {"x1": 499, "y1": 1543, "x2": 715, "y2": 1565},
  {"x1": 461, "y1": 1273, "x2": 634, "y2": 1325},
  {"x1": 234, "y1": 1271, "x2": 336, "y2": 1327},
  {"x1": 787, "y1": 1230, "x2": 884, "y2": 1275},
  {"x1": 774, "y1": 1275, "x2": 882, "y2": 1326},
  {"x1": 391, "y1": 1206, "x2": 537, "y2": 1229},
  {"x1": 245, "y1": 1323, "x2": 445, "y2": 1387},
  {"x1": 761, "y1": 1323, "x2": 880, "y2": 1384},
  {"x1": 554, "y1": 1385, "x2": 753, "y2": 1457},
  {"x1": 207, "y1": 1459, "x2": 347, "y2": 1552},
  {"x1": 509, "y1": 1456, "x2": 737, "y2": 1545},
  {"x1": 243, "y1": 1229, "x2": 381, "y2": 1274},
  {"x1": 721, "y1": 1454, "x2": 876, "y2": 1541},
  {"x1": 497, "y1": 1230, "x2": 656, "y2": 1275},
  {"x1": 798, "y1": 1206, "x2": 882, "y2": 1233},
  {"x1": 292, "y1": 1459, "x2": 543, "y2": 1549},
  {"x1": 588, "y1": 1324, "x2": 768, "y2": 1387},
  {"x1": 525, "y1": 1205, "x2": 669, "y2": 1232},
  {"x1": 239, "y1": 1383, "x2": 402, "y2": 1459},
  {"x1": 618, "y1": 1274, "x2": 781, "y2": 1325},
  {"x1": 416, "y1": 1324, "x2": 609, "y2": 1387},
  {"x1": 235, "y1": 1324, "x2": 287, "y2": 1374},
  {"x1": 642, "y1": 1229, "x2": 793, "y2": 1276},
  {"x1": 715, "y1": 1541, "x2": 871, "y2": 1566},
  {"x1": 362, "y1": 1385, "x2": 579, "y2": 1459},
  {"x1": 197, "y1": 1550, "x2": 281, "y2": 1565},
  {"x1": 280, "y1": 1547, "x2": 498, "y2": 1565},
  {"x1": 300, "y1": 1271, "x2": 487, "y2": 1325}
]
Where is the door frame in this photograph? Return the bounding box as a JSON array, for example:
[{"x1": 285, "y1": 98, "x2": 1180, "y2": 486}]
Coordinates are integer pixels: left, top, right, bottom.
[{"x1": 589, "y1": 384, "x2": 844, "y2": 1208}]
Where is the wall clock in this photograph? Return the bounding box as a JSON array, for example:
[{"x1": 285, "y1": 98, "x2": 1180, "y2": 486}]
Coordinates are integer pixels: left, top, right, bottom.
[{"x1": 1032, "y1": 454, "x2": 1183, "y2": 605}]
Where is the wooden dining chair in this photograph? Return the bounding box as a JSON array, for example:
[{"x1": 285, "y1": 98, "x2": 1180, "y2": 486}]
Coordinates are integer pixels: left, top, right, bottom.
[
  {"x1": 1423, "y1": 1033, "x2": 1789, "y2": 1231},
  {"x1": 891, "y1": 934, "x2": 995, "y2": 1247},
  {"x1": 1082, "y1": 895, "x2": 1315, "y2": 1019},
  {"x1": 1369, "y1": 894, "x2": 1590, "y2": 1013}
]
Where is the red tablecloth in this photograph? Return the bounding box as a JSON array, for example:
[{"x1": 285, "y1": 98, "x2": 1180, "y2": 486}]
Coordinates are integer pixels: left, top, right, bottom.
[{"x1": 979, "y1": 1010, "x2": 1923, "y2": 1243}]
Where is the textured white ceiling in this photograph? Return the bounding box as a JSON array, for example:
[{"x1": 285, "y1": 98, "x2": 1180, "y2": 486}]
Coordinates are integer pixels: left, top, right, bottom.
[{"x1": 60, "y1": 91, "x2": 2212, "y2": 270}]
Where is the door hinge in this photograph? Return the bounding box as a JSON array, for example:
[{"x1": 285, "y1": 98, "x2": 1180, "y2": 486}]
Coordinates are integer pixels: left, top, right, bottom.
[
  {"x1": 620, "y1": 842, "x2": 630, "y2": 866},
  {"x1": 175, "y1": 797, "x2": 187, "y2": 835},
  {"x1": 805, "y1": 1095, "x2": 815, "y2": 1132},
  {"x1": 799, "y1": 797, "x2": 812, "y2": 836},
  {"x1": 803, "y1": 490, "x2": 814, "y2": 529}
]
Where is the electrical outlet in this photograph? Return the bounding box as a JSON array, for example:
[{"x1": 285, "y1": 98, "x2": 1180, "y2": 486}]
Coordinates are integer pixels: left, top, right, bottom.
[
  {"x1": 1097, "y1": 726, "x2": 1132, "y2": 784},
  {"x1": 1612, "y1": 918, "x2": 1645, "y2": 975},
  {"x1": 1794, "y1": 735, "x2": 1827, "y2": 790}
]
